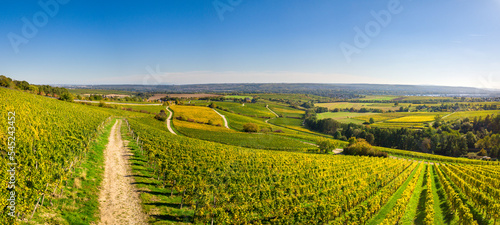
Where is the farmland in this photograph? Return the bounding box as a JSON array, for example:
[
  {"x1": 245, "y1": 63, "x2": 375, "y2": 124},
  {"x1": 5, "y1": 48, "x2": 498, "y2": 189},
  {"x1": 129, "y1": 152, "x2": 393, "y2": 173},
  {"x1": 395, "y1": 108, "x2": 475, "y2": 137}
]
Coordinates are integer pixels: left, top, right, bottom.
[
  {"x1": 170, "y1": 105, "x2": 224, "y2": 125},
  {"x1": 316, "y1": 102, "x2": 402, "y2": 111},
  {"x1": 317, "y1": 112, "x2": 377, "y2": 124},
  {"x1": 2, "y1": 83, "x2": 500, "y2": 224}
]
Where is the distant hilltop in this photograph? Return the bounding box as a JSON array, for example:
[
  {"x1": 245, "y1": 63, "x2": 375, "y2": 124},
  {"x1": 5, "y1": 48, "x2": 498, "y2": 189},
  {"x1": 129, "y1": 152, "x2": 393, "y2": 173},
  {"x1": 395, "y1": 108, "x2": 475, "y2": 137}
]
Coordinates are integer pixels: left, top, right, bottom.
[{"x1": 63, "y1": 83, "x2": 500, "y2": 98}]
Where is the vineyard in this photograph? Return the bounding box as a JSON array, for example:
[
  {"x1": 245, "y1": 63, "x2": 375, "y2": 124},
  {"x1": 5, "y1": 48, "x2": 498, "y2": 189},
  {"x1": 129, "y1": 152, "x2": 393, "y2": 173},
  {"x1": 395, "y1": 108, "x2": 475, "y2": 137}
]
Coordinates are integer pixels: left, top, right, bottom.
[
  {"x1": 2, "y1": 86, "x2": 500, "y2": 224},
  {"x1": 0, "y1": 88, "x2": 112, "y2": 223},
  {"x1": 125, "y1": 116, "x2": 500, "y2": 224}
]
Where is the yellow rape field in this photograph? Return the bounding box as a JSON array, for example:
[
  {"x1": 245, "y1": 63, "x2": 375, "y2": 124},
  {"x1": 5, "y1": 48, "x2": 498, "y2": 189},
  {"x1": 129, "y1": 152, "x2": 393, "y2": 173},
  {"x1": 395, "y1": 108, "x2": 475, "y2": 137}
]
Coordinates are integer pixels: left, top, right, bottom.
[
  {"x1": 170, "y1": 105, "x2": 224, "y2": 124},
  {"x1": 386, "y1": 115, "x2": 437, "y2": 123}
]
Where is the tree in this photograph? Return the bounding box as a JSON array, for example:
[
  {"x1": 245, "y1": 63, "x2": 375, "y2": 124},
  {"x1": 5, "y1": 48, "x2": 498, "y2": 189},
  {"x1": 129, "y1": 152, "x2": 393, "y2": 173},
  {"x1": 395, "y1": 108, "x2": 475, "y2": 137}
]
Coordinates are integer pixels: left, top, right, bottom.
[
  {"x1": 369, "y1": 118, "x2": 375, "y2": 124},
  {"x1": 243, "y1": 123, "x2": 259, "y2": 132},
  {"x1": 433, "y1": 115, "x2": 442, "y2": 128},
  {"x1": 59, "y1": 93, "x2": 74, "y2": 102},
  {"x1": 477, "y1": 148, "x2": 487, "y2": 157},
  {"x1": 209, "y1": 102, "x2": 217, "y2": 108},
  {"x1": 318, "y1": 140, "x2": 338, "y2": 154},
  {"x1": 155, "y1": 110, "x2": 169, "y2": 121},
  {"x1": 365, "y1": 133, "x2": 375, "y2": 144},
  {"x1": 344, "y1": 138, "x2": 387, "y2": 157}
]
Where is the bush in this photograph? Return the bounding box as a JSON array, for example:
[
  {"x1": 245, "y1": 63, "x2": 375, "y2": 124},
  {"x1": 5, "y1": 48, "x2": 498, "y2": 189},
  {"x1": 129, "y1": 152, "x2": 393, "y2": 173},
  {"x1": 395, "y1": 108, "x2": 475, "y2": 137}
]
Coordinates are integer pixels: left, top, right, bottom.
[
  {"x1": 318, "y1": 140, "x2": 339, "y2": 154},
  {"x1": 154, "y1": 110, "x2": 168, "y2": 122},
  {"x1": 59, "y1": 93, "x2": 74, "y2": 102},
  {"x1": 243, "y1": 123, "x2": 259, "y2": 133},
  {"x1": 344, "y1": 138, "x2": 387, "y2": 158},
  {"x1": 477, "y1": 148, "x2": 488, "y2": 156},
  {"x1": 260, "y1": 127, "x2": 272, "y2": 133}
]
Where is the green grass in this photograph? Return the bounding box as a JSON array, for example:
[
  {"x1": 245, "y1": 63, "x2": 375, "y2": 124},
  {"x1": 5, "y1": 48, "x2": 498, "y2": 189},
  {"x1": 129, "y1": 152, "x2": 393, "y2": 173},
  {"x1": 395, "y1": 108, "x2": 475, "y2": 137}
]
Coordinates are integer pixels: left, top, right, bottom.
[
  {"x1": 317, "y1": 112, "x2": 377, "y2": 124},
  {"x1": 213, "y1": 102, "x2": 274, "y2": 119},
  {"x1": 269, "y1": 117, "x2": 303, "y2": 126},
  {"x1": 400, "y1": 162, "x2": 427, "y2": 225},
  {"x1": 29, "y1": 118, "x2": 115, "y2": 225},
  {"x1": 224, "y1": 95, "x2": 253, "y2": 99},
  {"x1": 430, "y1": 165, "x2": 456, "y2": 224},
  {"x1": 357, "y1": 95, "x2": 400, "y2": 101},
  {"x1": 367, "y1": 162, "x2": 421, "y2": 225},
  {"x1": 120, "y1": 121, "x2": 193, "y2": 224},
  {"x1": 266, "y1": 103, "x2": 304, "y2": 118},
  {"x1": 316, "y1": 102, "x2": 400, "y2": 111},
  {"x1": 118, "y1": 105, "x2": 166, "y2": 114}
]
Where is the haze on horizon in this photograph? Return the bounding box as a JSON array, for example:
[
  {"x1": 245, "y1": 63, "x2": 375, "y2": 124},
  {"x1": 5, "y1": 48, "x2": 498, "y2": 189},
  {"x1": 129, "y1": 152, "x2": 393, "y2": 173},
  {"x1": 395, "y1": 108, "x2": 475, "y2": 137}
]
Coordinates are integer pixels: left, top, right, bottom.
[{"x1": 1, "y1": 0, "x2": 499, "y2": 89}]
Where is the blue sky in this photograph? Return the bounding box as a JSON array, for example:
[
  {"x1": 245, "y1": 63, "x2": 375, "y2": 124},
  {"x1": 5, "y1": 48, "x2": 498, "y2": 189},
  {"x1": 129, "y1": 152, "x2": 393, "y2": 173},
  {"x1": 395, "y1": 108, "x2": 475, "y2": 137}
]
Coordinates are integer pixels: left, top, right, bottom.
[{"x1": 1, "y1": 0, "x2": 499, "y2": 88}]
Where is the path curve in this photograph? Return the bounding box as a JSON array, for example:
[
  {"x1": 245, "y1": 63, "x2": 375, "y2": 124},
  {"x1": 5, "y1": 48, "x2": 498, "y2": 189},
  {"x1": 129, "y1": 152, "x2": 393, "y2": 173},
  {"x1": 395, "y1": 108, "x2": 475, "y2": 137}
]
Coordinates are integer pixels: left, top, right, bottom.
[
  {"x1": 213, "y1": 109, "x2": 229, "y2": 129},
  {"x1": 98, "y1": 120, "x2": 147, "y2": 225},
  {"x1": 266, "y1": 105, "x2": 279, "y2": 118},
  {"x1": 165, "y1": 106, "x2": 177, "y2": 135}
]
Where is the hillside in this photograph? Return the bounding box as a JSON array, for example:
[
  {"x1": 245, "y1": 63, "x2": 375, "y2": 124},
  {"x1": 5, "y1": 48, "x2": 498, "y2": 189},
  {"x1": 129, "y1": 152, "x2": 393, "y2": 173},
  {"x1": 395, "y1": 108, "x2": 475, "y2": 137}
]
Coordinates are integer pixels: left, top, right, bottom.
[{"x1": 1, "y1": 87, "x2": 499, "y2": 224}]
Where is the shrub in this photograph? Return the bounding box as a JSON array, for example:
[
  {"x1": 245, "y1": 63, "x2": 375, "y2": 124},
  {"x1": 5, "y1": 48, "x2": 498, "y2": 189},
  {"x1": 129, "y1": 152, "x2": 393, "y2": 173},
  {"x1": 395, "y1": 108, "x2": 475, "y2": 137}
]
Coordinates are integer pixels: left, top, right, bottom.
[
  {"x1": 260, "y1": 127, "x2": 272, "y2": 133},
  {"x1": 59, "y1": 93, "x2": 74, "y2": 102},
  {"x1": 243, "y1": 123, "x2": 259, "y2": 133},
  {"x1": 344, "y1": 138, "x2": 387, "y2": 158},
  {"x1": 154, "y1": 110, "x2": 168, "y2": 122},
  {"x1": 318, "y1": 140, "x2": 339, "y2": 154}
]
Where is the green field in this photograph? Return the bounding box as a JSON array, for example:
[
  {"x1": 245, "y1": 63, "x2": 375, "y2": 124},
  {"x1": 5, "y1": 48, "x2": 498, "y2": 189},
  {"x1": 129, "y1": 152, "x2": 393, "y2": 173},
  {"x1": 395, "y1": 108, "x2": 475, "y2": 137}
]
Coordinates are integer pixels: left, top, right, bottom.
[
  {"x1": 443, "y1": 110, "x2": 500, "y2": 122},
  {"x1": 224, "y1": 95, "x2": 253, "y2": 99},
  {"x1": 316, "y1": 102, "x2": 401, "y2": 111},
  {"x1": 266, "y1": 103, "x2": 304, "y2": 118},
  {"x1": 212, "y1": 102, "x2": 275, "y2": 119},
  {"x1": 354, "y1": 112, "x2": 449, "y2": 128},
  {"x1": 317, "y1": 112, "x2": 377, "y2": 124},
  {"x1": 357, "y1": 95, "x2": 400, "y2": 101}
]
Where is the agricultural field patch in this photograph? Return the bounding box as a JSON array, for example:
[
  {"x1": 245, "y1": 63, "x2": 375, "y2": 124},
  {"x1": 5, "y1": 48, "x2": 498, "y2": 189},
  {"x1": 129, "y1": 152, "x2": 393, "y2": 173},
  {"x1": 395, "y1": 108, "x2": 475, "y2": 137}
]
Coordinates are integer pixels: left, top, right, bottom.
[
  {"x1": 316, "y1": 102, "x2": 400, "y2": 111},
  {"x1": 214, "y1": 102, "x2": 274, "y2": 119},
  {"x1": 119, "y1": 105, "x2": 166, "y2": 114},
  {"x1": 170, "y1": 105, "x2": 224, "y2": 124},
  {"x1": 443, "y1": 110, "x2": 500, "y2": 122},
  {"x1": 317, "y1": 112, "x2": 376, "y2": 124},
  {"x1": 267, "y1": 103, "x2": 304, "y2": 118},
  {"x1": 224, "y1": 95, "x2": 253, "y2": 99},
  {"x1": 386, "y1": 115, "x2": 437, "y2": 123},
  {"x1": 148, "y1": 93, "x2": 221, "y2": 101},
  {"x1": 356, "y1": 95, "x2": 400, "y2": 101}
]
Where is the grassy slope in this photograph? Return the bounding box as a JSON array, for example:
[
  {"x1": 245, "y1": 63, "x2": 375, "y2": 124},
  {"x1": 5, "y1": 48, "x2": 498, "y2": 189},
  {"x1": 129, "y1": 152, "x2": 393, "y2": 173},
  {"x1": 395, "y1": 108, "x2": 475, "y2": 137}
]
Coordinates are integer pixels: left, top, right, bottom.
[
  {"x1": 28, "y1": 118, "x2": 115, "y2": 224},
  {"x1": 400, "y1": 163, "x2": 427, "y2": 225},
  {"x1": 367, "y1": 162, "x2": 421, "y2": 225},
  {"x1": 430, "y1": 165, "x2": 456, "y2": 224}
]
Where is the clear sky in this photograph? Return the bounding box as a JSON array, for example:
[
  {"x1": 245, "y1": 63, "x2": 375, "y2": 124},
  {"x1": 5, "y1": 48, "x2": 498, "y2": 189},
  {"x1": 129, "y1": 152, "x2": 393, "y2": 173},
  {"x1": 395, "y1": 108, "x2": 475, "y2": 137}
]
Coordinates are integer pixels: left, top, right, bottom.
[{"x1": 1, "y1": 0, "x2": 499, "y2": 88}]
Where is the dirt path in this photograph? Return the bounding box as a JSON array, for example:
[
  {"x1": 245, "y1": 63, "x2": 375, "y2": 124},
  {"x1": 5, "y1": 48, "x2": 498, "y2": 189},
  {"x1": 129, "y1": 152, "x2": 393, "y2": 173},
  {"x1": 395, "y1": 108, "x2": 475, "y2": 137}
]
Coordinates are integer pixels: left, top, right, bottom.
[
  {"x1": 266, "y1": 105, "x2": 279, "y2": 118},
  {"x1": 165, "y1": 106, "x2": 177, "y2": 135},
  {"x1": 213, "y1": 109, "x2": 229, "y2": 129},
  {"x1": 98, "y1": 120, "x2": 147, "y2": 225}
]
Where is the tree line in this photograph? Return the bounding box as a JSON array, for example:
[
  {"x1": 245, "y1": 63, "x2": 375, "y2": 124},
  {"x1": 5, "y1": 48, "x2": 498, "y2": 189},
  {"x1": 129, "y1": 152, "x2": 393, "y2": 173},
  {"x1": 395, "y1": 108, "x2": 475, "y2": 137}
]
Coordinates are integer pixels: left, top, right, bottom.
[{"x1": 305, "y1": 110, "x2": 500, "y2": 159}]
